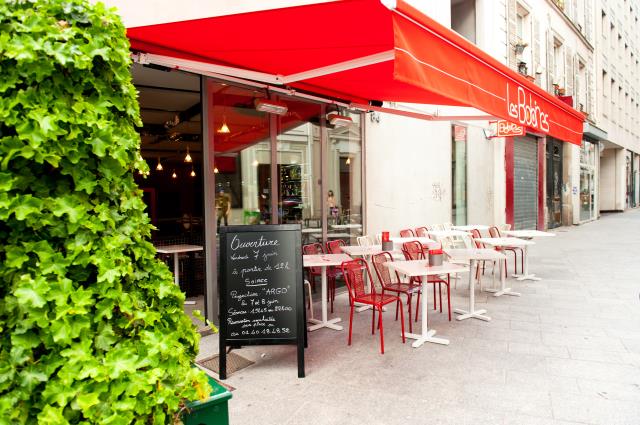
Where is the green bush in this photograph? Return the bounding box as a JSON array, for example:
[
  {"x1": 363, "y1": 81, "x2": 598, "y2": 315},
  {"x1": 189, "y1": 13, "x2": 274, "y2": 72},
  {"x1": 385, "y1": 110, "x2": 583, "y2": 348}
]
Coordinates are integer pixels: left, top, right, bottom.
[{"x1": 0, "y1": 1, "x2": 210, "y2": 423}]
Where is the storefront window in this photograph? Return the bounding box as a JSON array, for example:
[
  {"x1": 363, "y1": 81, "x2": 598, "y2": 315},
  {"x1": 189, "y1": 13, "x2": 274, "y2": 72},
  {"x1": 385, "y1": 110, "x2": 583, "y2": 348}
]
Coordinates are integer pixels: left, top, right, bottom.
[
  {"x1": 626, "y1": 151, "x2": 634, "y2": 208},
  {"x1": 580, "y1": 141, "x2": 596, "y2": 221},
  {"x1": 211, "y1": 83, "x2": 271, "y2": 226},
  {"x1": 326, "y1": 111, "x2": 363, "y2": 244},
  {"x1": 276, "y1": 97, "x2": 322, "y2": 242},
  {"x1": 451, "y1": 125, "x2": 467, "y2": 225}
]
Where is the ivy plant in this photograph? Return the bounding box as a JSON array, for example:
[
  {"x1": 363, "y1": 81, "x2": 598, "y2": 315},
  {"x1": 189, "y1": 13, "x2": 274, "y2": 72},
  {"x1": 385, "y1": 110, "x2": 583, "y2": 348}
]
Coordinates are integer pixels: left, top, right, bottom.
[{"x1": 0, "y1": 1, "x2": 211, "y2": 423}]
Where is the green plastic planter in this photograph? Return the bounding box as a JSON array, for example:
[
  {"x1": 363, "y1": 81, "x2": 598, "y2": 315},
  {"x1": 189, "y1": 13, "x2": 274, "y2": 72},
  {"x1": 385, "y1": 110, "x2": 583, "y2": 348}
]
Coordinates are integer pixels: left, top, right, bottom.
[{"x1": 181, "y1": 375, "x2": 232, "y2": 425}]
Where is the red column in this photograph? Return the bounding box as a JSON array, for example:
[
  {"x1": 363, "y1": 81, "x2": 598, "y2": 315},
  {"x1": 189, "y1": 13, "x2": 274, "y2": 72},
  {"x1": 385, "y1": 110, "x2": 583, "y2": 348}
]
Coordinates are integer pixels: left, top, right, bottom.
[
  {"x1": 537, "y1": 137, "x2": 546, "y2": 230},
  {"x1": 505, "y1": 137, "x2": 514, "y2": 227}
]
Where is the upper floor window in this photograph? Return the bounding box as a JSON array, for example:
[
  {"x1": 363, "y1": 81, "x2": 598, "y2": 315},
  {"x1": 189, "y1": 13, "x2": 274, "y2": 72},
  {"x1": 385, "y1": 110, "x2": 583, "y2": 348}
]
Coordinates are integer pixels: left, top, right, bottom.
[
  {"x1": 576, "y1": 60, "x2": 587, "y2": 113},
  {"x1": 451, "y1": 0, "x2": 476, "y2": 44},
  {"x1": 515, "y1": 3, "x2": 531, "y2": 73},
  {"x1": 552, "y1": 38, "x2": 564, "y2": 86}
]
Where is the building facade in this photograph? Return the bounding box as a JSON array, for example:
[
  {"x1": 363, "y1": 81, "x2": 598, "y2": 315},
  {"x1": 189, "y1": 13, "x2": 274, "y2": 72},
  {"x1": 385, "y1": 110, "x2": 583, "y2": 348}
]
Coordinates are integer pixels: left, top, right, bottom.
[{"x1": 594, "y1": 0, "x2": 640, "y2": 212}]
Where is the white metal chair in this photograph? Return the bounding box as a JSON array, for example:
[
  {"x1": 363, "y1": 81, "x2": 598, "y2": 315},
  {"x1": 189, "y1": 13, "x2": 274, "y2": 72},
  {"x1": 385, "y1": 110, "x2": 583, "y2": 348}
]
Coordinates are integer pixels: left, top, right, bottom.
[
  {"x1": 304, "y1": 279, "x2": 314, "y2": 320},
  {"x1": 357, "y1": 235, "x2": 374, "y2": 247}
]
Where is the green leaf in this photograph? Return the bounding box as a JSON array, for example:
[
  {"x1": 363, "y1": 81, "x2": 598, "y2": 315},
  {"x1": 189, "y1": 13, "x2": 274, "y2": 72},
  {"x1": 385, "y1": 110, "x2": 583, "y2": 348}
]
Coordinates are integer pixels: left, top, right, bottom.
[
  {"x1": 37, "y1": 405, "x2": 68, "y2": 425},
  {"x1": 75, "y1": 391, "x2": 100, "y2": 410},
  {"x1": 14, "y1": 283, "x2": 46, "y2": 308}
]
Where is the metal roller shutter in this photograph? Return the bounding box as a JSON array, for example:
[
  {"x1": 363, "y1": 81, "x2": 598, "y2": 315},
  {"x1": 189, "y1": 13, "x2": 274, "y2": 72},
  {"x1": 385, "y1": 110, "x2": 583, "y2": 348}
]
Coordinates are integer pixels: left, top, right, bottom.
[{"x1": 513, "y1": 136, "x2": 538, "y2": 230}]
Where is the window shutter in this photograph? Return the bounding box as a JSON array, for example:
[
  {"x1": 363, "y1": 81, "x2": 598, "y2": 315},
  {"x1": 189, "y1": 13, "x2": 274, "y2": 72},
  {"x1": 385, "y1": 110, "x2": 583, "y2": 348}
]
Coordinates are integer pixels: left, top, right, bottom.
[
  {"x1": 507, "y1": 0, "x2": 518, "y2": 69},
  {"x1": 585, "y1": 0, "x2": 593, "y2": 42},
  {"x1": 565, "y1": 47, "x2": 574, "y2": 95},
  {"x1": 547, "y1": 30, "x2": 555, "y2": 91},
  {"x1": 533, "y1": 17, "x2": 541, "y2": 85},
  {"x1": 587, "y1": 60, "x2": 594, "y2": 115},
  {"x1": 575, "y1": 63, "x2": 581, "y2": 110}
]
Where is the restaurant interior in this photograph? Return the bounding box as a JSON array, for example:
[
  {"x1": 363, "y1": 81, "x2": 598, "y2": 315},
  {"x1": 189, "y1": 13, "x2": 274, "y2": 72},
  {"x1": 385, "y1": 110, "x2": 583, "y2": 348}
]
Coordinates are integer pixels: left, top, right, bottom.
[{"x1": 132, "y1": 64, "x2": 364, "y2": 314}]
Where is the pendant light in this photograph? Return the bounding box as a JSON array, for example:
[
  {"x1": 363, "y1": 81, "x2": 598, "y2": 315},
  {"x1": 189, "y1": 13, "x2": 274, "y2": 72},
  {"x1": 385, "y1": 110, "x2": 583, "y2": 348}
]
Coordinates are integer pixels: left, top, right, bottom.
[
  {"x1": 345, "y1": 157, "x2": 351, "y2": 165},
  {"x1": 156, "y1": 157, "x2": 163, "y2": 171},
  {"x1": 172, "y1": 170, "x2": 177, "y2": 179},
  {"x1": 213, "y1": 166, "x2": 219, "y2": 174},
  {"x1": 217, "y1": 115, "x2": 230, "y2": 134},
  {"x1": 190, "y1": 167, "x2": 196, "y2": 177},
  {"x1": 184, "y1": 146, "x2": 192, "y2": 163}
]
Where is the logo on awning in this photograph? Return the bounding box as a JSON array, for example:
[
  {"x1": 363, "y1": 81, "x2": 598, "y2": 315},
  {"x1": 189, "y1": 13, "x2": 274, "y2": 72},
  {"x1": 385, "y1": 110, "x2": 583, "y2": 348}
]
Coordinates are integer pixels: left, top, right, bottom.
[{"x1": 506, "y1": 83, "x2": 550, "y2": 133}]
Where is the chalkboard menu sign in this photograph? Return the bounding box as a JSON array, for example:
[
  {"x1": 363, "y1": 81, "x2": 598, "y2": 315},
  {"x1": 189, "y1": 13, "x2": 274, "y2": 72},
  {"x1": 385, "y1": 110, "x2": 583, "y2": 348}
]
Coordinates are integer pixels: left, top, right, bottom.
[{"x1": 219, "y1": 224, "x2": 305, "y2": 379}]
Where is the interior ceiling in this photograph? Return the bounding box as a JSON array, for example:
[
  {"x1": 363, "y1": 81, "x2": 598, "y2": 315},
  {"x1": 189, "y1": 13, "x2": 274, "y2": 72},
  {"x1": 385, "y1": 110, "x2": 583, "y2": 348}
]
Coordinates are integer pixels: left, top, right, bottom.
[
  {"x1": 133, "y1": 64, "x2": 202, "y2": 162},
  {"x1": 132, "y1": 65, "x2": 340, "y2": 159}
]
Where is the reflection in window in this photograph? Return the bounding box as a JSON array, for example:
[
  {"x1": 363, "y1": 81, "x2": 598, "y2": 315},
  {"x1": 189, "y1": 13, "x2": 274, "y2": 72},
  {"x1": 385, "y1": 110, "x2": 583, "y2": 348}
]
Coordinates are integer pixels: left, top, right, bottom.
[
  {"x1": 211, "y1": 82, "x2": 271, "y2": 226},
  {"x1": 327, "y1": 111, "x2": 363, "y2": 245}
]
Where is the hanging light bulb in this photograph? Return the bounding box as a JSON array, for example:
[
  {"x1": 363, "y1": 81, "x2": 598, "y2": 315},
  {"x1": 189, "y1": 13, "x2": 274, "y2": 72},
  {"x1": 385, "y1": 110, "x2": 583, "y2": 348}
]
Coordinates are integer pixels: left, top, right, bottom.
[
  {"x1": 217, "y1": 115, "x2": 230, "y2": 134},
  {"x1": 345, "y1": 157, "x2": 351, "y2": 165},
  {"x1": 184, "y1": 146, "x2": 192, "y2": 163},
  {"x1": 213, "y1": 167, "x2": 219, "y2": 174},
  {"x1": 156, "y1": 157, "x2": 163, "y2": 171},
  {"x1": 172, "y1": 170, "x2": 177, "y2": 179},
  {"x1": 190, "y1": 168, "x2": 196, "y2": 177}
]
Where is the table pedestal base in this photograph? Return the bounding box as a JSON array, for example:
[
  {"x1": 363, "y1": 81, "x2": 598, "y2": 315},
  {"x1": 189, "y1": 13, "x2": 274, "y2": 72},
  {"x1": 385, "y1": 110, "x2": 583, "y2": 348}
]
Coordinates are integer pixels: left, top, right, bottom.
[
  {"x1": 307, "y1": 317, "x2": 343, "y2": 332},
  {"x1": 454, "y1": 308, "x2": 491, "y2": 321},
  {"x1": 513, "y1": 273, "x2": 541, "y2": 281},
  {"x1": 485, "y1": 287, "x2": 521, "y2": 297},
  {"x1": 404, "y1": 329, "x2": 450, "y2": 347}
]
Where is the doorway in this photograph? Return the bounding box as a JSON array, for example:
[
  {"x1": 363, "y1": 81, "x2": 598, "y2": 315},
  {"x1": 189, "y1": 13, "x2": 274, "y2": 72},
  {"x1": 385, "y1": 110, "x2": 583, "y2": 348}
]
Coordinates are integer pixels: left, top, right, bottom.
[{"x1": 546, "y1": 138, "x2": 563, "y2": 228}]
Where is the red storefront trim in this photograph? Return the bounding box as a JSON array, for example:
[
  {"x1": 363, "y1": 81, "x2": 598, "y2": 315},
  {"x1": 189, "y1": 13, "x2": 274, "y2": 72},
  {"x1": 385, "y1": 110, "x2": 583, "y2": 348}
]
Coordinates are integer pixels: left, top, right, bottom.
[
  {"x1": 505, "y1": 137, "x2": 514, "y2": 227},
  {"x1": 537, "y1": 137, "x2": 546, "y2": 230}
]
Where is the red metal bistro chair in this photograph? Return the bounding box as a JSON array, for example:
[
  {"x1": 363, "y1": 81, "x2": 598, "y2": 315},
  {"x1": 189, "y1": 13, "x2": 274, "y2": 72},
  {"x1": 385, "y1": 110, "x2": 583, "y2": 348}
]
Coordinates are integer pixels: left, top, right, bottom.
[
  {"x1": 415, "y1": 227, "x2": 429, "y2": 238},
  {"x1": 325, "y1": 239, "x2": 347, "y2": 311},
  {"x1": 399, "y1": 228, "x2": 415, "y2": 238},
  {"x1": 326, "y1": 239, "x2": 346, "y2": 254},
  {"x1": 341, "y1": 259, "x2": 405, "y2": 354},
  {"x1": 470, "y1": 229, "x2": 491, "y2": 281},
  {"x1": 303, "y1": 243, "x2": 338, "y2": 312},
  {"x1": 372, "y1": 252, "x2": 421, "y2": 333},
  {"x1": 488, "y1": 226, "x2": 523, "y2": 275},
  {"x1": 402, "y1": 241, "x2": 452, "y2": 321}
]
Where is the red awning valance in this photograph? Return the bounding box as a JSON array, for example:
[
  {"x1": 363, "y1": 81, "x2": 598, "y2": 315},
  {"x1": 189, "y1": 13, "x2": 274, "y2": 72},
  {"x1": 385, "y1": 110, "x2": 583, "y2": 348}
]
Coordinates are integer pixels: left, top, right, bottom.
[{"x1": 127, "y1": 0, "x2": 585, "y2": 144}]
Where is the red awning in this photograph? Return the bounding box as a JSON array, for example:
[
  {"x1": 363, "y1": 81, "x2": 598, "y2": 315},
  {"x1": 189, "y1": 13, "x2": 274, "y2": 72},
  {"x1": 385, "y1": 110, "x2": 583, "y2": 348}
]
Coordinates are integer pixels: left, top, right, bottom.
[{"x1": 127, "y1": 0, "x2": 585, "y2": 144}]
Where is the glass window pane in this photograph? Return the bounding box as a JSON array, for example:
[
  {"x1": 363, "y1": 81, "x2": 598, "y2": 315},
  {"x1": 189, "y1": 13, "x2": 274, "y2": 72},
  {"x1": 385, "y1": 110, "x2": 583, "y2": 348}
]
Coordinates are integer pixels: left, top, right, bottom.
[
  {"x1": 275, "y1": 97, "x2": 322, "y2": 243},
  {"x1": 211, "y1": 82, "x2": 271, "y2": 226},
  {"x1": 134, "y1": 65, "x2": 205, "y2": 313},
  {"x1": 452, "y1": 125, "x2": 467, "y2": 225},
  {"x1": 327, "y1": 111, "x2": 363, "y2": 245}
]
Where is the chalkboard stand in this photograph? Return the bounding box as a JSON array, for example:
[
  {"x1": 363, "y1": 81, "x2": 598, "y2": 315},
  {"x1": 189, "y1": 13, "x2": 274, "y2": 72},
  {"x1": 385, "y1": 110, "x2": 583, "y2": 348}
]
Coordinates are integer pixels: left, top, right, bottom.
[{"x1": 218, "y1": 224, "x2": 306, "y2": 380}]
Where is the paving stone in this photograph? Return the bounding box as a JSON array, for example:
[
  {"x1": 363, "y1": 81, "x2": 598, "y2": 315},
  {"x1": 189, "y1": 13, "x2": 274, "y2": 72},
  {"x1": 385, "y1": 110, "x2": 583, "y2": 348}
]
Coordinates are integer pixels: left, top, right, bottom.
[
  {"x1": 550, "y1": 392, "x2": 640, "y2": 425},
  {"x1": 203, "y1": 210, "x2": 640, "y2": 424}
]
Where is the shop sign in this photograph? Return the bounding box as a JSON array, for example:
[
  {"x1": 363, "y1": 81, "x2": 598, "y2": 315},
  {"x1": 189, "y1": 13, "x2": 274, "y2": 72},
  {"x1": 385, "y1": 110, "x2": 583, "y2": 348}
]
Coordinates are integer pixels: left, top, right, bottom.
[
  {"x1": 490, "y1": 120, "x2": 525, "y2": 137},
  {"x1": 453, "y1": 125, "x2": 467, "y2": 142},
  {"x1": 506, "y1": 83, "x2": 550, "y2": 133}
]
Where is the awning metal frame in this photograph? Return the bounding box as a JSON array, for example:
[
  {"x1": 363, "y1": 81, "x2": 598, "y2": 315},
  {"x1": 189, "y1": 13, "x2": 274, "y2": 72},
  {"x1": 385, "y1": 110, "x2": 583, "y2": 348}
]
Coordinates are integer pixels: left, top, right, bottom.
[{"x1": 132, "y1": 52, "x2": 497, "y2": 122}]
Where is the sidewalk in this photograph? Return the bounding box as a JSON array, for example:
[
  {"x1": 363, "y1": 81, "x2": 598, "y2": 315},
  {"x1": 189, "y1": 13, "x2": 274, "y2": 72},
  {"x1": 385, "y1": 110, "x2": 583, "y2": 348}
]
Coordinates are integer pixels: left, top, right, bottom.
[{"x1": 198, "y1": 210, "x2": 640, "y2": 425}]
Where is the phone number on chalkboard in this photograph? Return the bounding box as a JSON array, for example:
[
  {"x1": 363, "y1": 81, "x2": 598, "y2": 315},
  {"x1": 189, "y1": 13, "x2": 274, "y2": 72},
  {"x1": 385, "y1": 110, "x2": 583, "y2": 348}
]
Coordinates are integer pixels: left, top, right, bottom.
[{"x1": 240, "y1": 327, "x2": 291, "y2": 336}]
